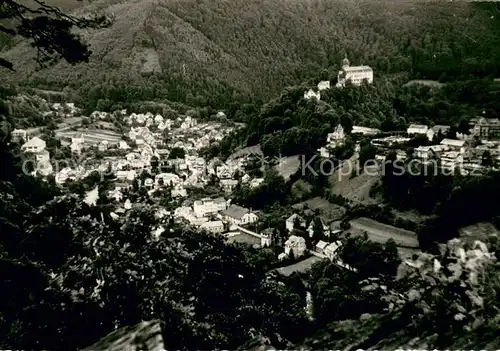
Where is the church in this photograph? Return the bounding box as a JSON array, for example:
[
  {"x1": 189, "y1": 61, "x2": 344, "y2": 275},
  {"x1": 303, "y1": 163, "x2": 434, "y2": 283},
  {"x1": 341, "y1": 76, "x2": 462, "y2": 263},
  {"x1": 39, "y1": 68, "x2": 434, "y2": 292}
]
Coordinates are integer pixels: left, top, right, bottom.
[{"x1": 336, "y1": 56, "x2": 373, "y2": 88}]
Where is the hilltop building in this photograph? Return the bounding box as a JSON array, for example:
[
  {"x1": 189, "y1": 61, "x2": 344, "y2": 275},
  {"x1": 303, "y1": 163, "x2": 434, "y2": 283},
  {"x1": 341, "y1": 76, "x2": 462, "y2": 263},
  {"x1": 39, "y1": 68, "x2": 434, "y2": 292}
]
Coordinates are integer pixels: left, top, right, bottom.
[{"x1": 336, "y1": 56, "x2": 373, "y2": 88}]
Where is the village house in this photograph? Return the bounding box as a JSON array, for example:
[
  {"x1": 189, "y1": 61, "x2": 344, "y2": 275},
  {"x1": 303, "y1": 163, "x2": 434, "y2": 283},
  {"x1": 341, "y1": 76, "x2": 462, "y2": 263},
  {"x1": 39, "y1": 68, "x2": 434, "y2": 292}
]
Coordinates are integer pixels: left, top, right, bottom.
[
  {"x1": 174, "y1": 206, "x2": 194, "y2": 219},
  {"x1": 193, "y1": 197, "x2": 227, "y2": 217},
  {"x1": 155, "y1": 173, "x2": 181, "y2": 187},
  {"x1": 55, "y1": 167, "x2": 75, "y2": 184},
  {"x1": 284, "y1": 235, "x2": 307, "y2": 258},
  {"x1": 11, "y1": 129, "x2": 27, "y2": 143},
  {"x1": 216, "y1": 164, "x2": 235, "y2": 179},
  {"x1": 154, "y1": 114, "x2": 164, "y2": 125},
  {"x1": 317, "y1": 147, "x2": 331, "y2": 158},
  {"x1": 304, "y1": 89, "x2": 321, "y2": 101},
  {"x1": 144, "y1": 178, "x2": 154, "y2": 189},
  {"x1": 119, "y1": 140, "x2": 130, "y2": 150},
  {"x1": 440, "y1": 151, "x2": 464, "y2": 172},
  {"x1": 317, "y1": 146, "x2": 331, "y2": 158},
  {"x1": 21, "y1": 136, "x2": 46, "y2": 153},
  {"x1": 431, "y1": 125, "x2": 451, "y2": 138},
  {"x1": 440, "y1": 138, "x2": 466, "y2": 154},
  {"x1": 181, "y1": 116, "x2": 197, "y2": 129},
  {"x1": 220, "y1": 179, "x2": 238, "y2": 193},
  {"x1": 315, "y1": 240, "x2": 329, "y2": 255},
  {"x1": 472, "y1": 117, "x2": 500, "y2": 140},
  {"x1": 98, "y1": 140, "x2": 108, "y2": 152},
  {"x1": 171, "y1": 184, "x2": 187, "y2": 198},
  {"x1": 286, "y1": 213, "x2": 307, "y2": 233},
  {"x1": 324, "y1": 241, "x2": 343, "y2": 261},
  {"x1": 70, "y1": 142, "x2": 83, "y2": 155},
  {"x1": 200, "y1": 220, "x2": 225, "y2": 234},
  {"x1": 327, "y1": 124, "x2": 345, "y2": 146},
  {"x1": 241, "y1": 173, "x2": 251, "y2": 184},
  {"x1": 221, "y1": 204, "x2": 259, "y2": 226},
  {"x1": 317, "y1": 80, "x2": 330, "y2": 91},
  {"x1": 407, "y1": 124, "x2": 433, "y2": 140},
  {"x1": 415, "y1": 144, "x2": 448, "y2": 161}
]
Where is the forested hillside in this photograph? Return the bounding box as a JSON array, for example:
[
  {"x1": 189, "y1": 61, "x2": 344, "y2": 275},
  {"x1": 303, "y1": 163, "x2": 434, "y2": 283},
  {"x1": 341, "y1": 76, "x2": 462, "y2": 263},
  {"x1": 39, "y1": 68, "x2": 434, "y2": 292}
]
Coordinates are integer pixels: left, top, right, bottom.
[{"x1": 2, "y1": 0, "x2": 500, "y2": 110}]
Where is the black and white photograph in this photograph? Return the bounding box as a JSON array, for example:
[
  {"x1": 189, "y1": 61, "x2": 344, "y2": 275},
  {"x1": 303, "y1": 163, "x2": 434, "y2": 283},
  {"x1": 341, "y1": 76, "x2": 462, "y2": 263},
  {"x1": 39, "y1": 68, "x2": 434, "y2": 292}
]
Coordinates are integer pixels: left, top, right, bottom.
[{"x1": 0, "y1": 0, "x2": 499, "y2": 350}]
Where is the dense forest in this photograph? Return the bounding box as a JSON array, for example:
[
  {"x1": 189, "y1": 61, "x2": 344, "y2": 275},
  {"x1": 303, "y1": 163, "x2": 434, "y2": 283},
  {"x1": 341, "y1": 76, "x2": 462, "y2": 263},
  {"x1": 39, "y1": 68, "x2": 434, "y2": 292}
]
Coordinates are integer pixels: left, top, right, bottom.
[{"x1": 2, "y1": 1, "x2": 500, "y2": 111}]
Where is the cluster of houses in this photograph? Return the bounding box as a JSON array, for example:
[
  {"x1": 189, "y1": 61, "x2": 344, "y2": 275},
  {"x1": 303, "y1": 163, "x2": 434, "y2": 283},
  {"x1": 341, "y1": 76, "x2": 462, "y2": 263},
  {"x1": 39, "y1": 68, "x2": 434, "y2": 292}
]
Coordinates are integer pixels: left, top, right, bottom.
[
  {"x1": 281, "y1": 213, "x2": 344, "y2": 262},
  {"x1": 314, "y1": 114, "x2": 500, "y2": 174}
]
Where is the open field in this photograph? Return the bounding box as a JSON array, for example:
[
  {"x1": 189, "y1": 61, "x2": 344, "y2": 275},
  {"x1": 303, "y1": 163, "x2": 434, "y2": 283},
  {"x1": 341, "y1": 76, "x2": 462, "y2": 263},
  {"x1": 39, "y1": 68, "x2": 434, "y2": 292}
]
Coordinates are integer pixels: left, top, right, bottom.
[
  {"x1": 331, "y1": 164, "x2": 381, "y2": 205},
  {"x1": 349, "y1": 217, "x2": 419, "y2": 249},
  {"x1": 57, "y1": 129, "x2": 122, "y2": 145},
  {"x1": 275, "y1": 155, "x2": 301, "y2": 180},
  {"x1": 276, "y1": 256, "x2": 322, "y2": 276},
  {"x1": 226, "y1": 232, "x2": 261, "y2": 246}
]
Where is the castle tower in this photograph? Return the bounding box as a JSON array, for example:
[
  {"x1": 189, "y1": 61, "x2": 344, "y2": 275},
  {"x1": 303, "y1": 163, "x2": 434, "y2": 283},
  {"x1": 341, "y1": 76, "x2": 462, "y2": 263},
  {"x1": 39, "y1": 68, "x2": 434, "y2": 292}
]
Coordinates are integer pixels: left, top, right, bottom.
[
  {"x1": 341, "y1": 55, "x2": 350, "y2": 69},
  {"x1": 260, "y1": 232, "x2": 272, "y2": 247}
]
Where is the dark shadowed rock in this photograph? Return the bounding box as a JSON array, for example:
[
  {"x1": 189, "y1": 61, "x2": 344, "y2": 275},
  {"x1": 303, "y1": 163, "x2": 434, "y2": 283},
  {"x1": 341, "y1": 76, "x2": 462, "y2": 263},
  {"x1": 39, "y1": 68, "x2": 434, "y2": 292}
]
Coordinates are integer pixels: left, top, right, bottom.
[{"x1": 82, "y1": 320, "x2": 164, "y2": 351}]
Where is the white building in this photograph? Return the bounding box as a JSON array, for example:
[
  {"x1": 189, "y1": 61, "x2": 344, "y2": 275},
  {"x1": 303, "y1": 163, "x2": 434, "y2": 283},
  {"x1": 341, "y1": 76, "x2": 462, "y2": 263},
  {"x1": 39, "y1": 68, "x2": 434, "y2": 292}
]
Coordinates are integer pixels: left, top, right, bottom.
[
  {"x1": 317, "y1": 81, "x2": 330, "y2": 91},
  {"x1": 220, "y1": 179, "x2": 238, "y2": 193},
  {"x1": 221, "y1": 204, "x2": 259, "y2": 226},
  {"x1": 98, "y1": 140, "x2": 108, "y2": 152},
  {"x1": 351, "y1": 126, "x2": 381, "y2": 136},
  {"x1": 119, "y1": 140, "x2": 130, "y2": 150},
  {"x1": 70, "y1": 142, "x2": 82, "y2": 155},
  {"x1": 317, "y1": 147, "x2": 331, "y2": 158},
  {"x1": 171, "y1": 184, "x2": 187, "y2": 198},
  {"x1": 285, "y1": 213, "x2": 306, "y2": 233},
  {"x1": 260, "y1": 229, "x2": 273, "y2": 247},
  {"x1": 155, "y1": 173, "x2": 181, "y2": 187},
  {"x1": 407, "y1": 124, "x2": 433, "y2": 141},
  {"x1": 440, "y1": 139, "x2": 466, "y2": 154},
  {"x1": 336, "y1": 56, "x2": 373, "y2": 88},
  {"x1": 193, "y1": 197, "x2": 227, "y2": 217},
  {"x1": 284, "y1": 235, "x2": 307, "y2": 258},
  {"x1": 21, "y1": 137, "x2": 46, "y2": 153},
  {"x1": 440, "y1": 151, "x2": 463, "y2": 172},
  {"x1": 304, "y1": 89, "x2": 321, "y2": 101},
  {"x1": 315, "y1": 240, "x2": 329, "y2": 255},
  {"x1": 415, "y1": 145, "x2": 448, "y2": 161},
  {"x1": 324, "y1": 241, "x2": 343, "y2": 261},
  {"x1": 249, "y1": 178, "x2": 264, "y2": 188},
  {"x1": 327, "y1": 124, "x2": 345, "y2": 145},
  {"x1": 200, "y1": 220, "x2": 225, "y2": 234},
  {"x1": 11, "y1": 129, "x2": 27, "y2": 143},
  {"x1": 216, "y1": 164, "x2": 235, "y2": 179}
]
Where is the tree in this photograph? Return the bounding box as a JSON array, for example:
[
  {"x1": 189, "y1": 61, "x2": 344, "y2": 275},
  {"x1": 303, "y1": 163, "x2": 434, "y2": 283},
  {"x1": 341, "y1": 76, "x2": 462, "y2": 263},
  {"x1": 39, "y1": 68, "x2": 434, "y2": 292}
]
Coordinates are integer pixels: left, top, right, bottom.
[
  {"x1": 0, "y1": 1, "x2": 110, "y2": 71},
  {"x1": 312, "y1": 217, "x2": 325, "y2": 241},
  {"x1": 358, "y1": 143, "x2": 377, "y2": 170},
  {"x1": 168, "y1": 147, "x2": 185, "y2": 159},
  {"x1": 457, "y1": 118, "x2": 470, "y2": 135},
  {"x1": 481, "y1": 150, "x2": 494, "y2": 167},
  {"x1": 339, "y1": 234, "x2": 401, "y2": 278}
]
